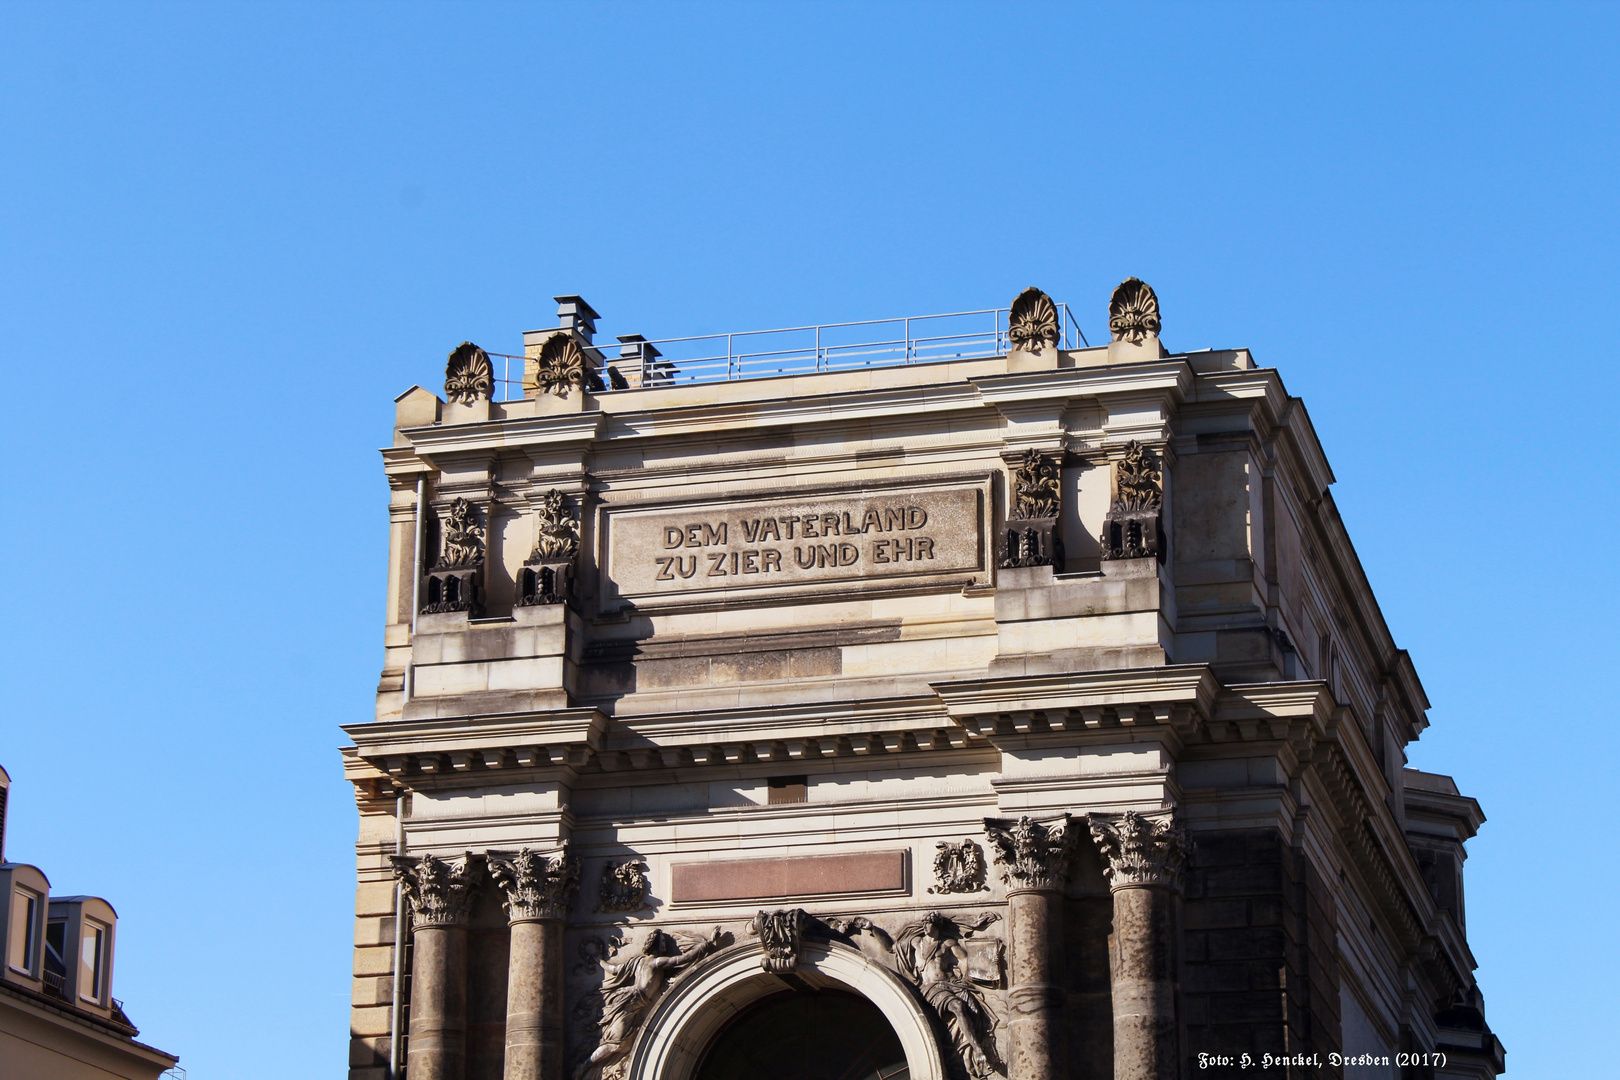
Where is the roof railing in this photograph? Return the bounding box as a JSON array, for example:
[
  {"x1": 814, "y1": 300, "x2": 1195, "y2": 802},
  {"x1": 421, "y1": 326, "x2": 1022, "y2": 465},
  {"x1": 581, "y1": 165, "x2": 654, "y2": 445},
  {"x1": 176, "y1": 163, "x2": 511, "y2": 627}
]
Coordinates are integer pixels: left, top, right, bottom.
[{"x1": 483, "y1": 302, "x2": 1089, "y2": 400}]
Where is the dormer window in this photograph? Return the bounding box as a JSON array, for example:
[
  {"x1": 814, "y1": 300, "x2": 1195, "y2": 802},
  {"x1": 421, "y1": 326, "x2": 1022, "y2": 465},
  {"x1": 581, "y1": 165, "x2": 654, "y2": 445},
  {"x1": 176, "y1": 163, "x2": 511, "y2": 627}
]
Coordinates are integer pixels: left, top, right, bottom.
[{"x1": 7, "y1": 885, "x2": 39, "y2": 977}]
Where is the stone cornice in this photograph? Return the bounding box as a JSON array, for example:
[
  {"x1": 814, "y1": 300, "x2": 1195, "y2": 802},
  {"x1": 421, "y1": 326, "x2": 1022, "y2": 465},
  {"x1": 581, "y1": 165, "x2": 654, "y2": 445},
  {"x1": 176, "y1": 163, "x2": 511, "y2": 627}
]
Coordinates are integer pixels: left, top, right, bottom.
[
  {"x1": 971, "y1": 359, "x2": 1193, "y2": 408},
  {"x1": 343, "y1": 709, "x2": 607, "y2": 780},
  {"x1": 398, "y1": 411, "x2": 607, "y2": 457},
  {"x1": 932, "y1": 665, "x2": 1220, "y2": 735}
]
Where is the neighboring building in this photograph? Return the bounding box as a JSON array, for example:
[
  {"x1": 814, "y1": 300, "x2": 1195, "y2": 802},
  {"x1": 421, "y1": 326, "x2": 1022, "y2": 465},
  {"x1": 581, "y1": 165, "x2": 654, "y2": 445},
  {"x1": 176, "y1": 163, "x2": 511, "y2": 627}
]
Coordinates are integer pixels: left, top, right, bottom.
[
  {"x1": 0, "y1": 765, "x2": 179, "y2": 1079},
  {"x1": 342, "y1": 282, "x2": 1503, "y2": 1080}
]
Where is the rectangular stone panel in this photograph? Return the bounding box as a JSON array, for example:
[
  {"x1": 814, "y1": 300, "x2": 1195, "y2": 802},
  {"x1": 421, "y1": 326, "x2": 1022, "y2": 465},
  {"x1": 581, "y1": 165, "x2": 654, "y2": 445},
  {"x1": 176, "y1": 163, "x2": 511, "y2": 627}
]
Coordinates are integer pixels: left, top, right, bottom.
[
  {"x1": 670, "y1": 850, "x2": 909, "y2": 904},
  {"x1": 598, "y1": 476, "x2": 987, "y2": 612}
]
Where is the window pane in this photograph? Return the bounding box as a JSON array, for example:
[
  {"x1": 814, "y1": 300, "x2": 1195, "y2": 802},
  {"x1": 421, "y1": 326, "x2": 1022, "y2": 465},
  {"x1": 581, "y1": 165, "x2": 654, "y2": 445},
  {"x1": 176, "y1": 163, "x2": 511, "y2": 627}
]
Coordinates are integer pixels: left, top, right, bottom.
[
  {"x1": 80, "y1": 924, "x2": 104, "y2": 1001},
  {"x1": 8, "y1": 890, "x2": 37, "y2": 973}
]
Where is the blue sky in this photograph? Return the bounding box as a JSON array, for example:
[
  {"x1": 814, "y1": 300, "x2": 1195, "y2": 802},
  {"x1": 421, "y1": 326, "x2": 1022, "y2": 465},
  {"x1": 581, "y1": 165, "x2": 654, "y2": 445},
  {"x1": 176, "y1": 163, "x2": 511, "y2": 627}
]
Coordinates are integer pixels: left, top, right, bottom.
[{"x1": 1, "y1": 3, "x2": 1615, "y2": 1076}]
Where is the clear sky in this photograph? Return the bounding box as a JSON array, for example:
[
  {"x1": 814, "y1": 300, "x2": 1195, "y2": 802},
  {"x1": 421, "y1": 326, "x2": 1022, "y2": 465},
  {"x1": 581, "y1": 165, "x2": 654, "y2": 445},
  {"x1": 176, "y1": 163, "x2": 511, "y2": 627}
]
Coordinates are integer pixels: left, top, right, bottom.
[{"x1": 1, "y1": 3, "x2": 1615, "y2": 1077}]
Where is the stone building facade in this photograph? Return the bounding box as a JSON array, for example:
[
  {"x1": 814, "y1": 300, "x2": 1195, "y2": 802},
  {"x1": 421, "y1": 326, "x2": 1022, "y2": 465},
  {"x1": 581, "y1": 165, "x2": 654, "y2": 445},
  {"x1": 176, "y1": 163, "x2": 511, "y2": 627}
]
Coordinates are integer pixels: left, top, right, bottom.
[{"x1": 342, "y1": 282, "x2": 1503, "y2": 1080}]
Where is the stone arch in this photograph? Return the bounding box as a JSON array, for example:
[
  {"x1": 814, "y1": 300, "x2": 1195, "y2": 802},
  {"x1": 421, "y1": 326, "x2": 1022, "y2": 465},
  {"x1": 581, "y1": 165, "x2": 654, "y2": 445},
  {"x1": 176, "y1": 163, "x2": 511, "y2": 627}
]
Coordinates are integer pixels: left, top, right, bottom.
[{"x1": 625, "y1": 938, "x2": 946, "y2": 1080}]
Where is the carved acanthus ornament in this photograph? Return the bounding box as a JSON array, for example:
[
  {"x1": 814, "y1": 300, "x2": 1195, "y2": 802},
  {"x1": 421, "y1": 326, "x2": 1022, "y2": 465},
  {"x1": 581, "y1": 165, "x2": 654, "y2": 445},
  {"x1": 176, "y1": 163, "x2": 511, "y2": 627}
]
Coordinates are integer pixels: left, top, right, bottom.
[
  {"x1": 444, "y1": 341, "x2": 494, "y2": 405},
  {"x1": 894, "y1": 911, "x2": 1005, "y2": 1079},
  {"x1": 1009, "y1": 449, "x2": 1059, "y2": 519},
  {"x1": 572, "y1": 926, "x2": 726, "y2": 1080},
  {"x1": 1100, "y1": 440, "x2": 1163, "y2": 561},
  {"x1": 1000, "y1": 449, "x2": 1063, "y2": 569},
  {"x1": 533, "y1": 332, "x2": 604, "y2": 398},
  {"x1": 530, "y1": 489, "x2": 580, "y2": 560},
  {"x1": 1088, "y1": 811, "x2": 1191, "y2": 892},
  {"x1": 487, "y1": 844, "x2": 580, "y2": 923},
  {"x1": 1108, "y1": 277, "x2": 1161, "y2": 344},
  {"x1": 517, "y1": 488, "x2": 580, "y2": 607},
  {"x1": 1114, "y1": 441, "x2": 1162, "y2": 511},
  {"x1": 436, "y1": 498, "x2": 484, "y2": 568},
  {"x1": 1008, "y1": 287, "x2": 1059, "y2": 354},
  {"x1": 750, "y1": 907, "x2": 809, "y2": 973},
  {"x1": 983, "y1": 815, "x2": 1074, "y2": 892},
  {"x1": 595, "y1": 859, "x2": 649, "y2": 914},
  {"x1": 390, "y1": 851, "x2": 482, "y2": 929},
  {"x1": 929, "y1": 838, "x2": 989, "y2": 894}
]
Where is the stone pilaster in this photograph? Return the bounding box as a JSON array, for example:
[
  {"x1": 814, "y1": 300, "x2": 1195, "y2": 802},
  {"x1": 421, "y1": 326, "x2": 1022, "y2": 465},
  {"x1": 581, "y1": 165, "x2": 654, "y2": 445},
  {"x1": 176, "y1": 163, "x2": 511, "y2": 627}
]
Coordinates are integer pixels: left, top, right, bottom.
[
  {"x1": 984, "y1": 815, "x2": 1075, "y2": 1080},
  {"x1": 487, "y1": 846, "x2": 579, "y2": 1080},
  {"x1": 1088, "y1": 811, "x2": 1190, "y2": 1080},
  {"x1": 392, "y1": 852, "x2": 482, "y2": 1080}
]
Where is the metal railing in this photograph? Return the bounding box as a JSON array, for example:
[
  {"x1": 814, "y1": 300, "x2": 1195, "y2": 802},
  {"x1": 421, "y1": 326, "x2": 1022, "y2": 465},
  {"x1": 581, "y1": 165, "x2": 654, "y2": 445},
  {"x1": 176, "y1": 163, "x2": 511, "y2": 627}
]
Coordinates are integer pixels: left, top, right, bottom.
[{"x1": 482, "y1": 302, "x2": 1089, "y2": 400}]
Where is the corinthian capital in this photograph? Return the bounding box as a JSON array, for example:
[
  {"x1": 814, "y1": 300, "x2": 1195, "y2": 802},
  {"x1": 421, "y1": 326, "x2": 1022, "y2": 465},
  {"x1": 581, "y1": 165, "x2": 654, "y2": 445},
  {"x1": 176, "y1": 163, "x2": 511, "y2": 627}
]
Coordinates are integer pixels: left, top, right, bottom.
[
  {"x1": 391, "y1": 851, "x2": 482, "y2": 929},
  {"x1": 983, "y1": 815, "x2": 1074, "y2": 892},
  {"x1": 1087, "y1": 811, "x2": 1190, "y2": 892},
  {"x1": 487, "y1": 843, "x2": 579, "y2": 923}
]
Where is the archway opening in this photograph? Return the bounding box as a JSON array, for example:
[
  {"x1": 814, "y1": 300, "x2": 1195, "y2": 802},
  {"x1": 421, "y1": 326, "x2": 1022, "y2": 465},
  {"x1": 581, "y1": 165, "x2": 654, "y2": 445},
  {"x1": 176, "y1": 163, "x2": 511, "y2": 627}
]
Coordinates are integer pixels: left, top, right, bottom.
[{"x1": 693, "y1": 988, "x2": 911, "y2": 1080}]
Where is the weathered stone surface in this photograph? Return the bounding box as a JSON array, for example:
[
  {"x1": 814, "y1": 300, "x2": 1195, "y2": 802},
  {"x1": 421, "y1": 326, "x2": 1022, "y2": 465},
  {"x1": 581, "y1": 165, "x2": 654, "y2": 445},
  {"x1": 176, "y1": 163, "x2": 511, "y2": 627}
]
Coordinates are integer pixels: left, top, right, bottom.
[{"x1": 670, "y1": 851, "x2": 908, "y2": 903}]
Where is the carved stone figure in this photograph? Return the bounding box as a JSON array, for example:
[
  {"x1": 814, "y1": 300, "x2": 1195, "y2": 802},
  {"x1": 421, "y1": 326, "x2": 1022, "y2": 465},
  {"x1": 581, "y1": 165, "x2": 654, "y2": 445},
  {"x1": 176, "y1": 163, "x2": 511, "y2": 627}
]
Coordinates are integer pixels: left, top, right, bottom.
[
  {"x1": 1088, "y1": 810, "x2": 1191, "y2": 891},
  {"x1": 533, "y1": 332, "x2": 605, "y2": 398},
  {"x1": 487, "y1": 844, "x2": 579, "y2": 922},
  {"x1": 595, "y1": 859, "x2": 649, "y2": 914},
  {"x1": 929, "y1": 839, "x2": 989, "y2": 894},
  {"x1": 1100, "y1": 440, "x2": 1163, "y2": 561},
  {"x1": 1108, "y1": 278, "x2": 1161, "y2": 344},
  {"x1": 444, "y1": 341, "x2": 494, "y2": 405},
  {"x1": 750, "y1": 907, "x2": 808, "y2": 973},
  {"x1": 572, "y1": 926, "x2": 725, "y2": 1080},
  {"x1": 982, "y1": 815, "x2": 1074, "y2": 892},
  {"x1": 436, "y1": 497, "x2": 484, "y2": 568},
  {"x1": 389, "y1": 851, "x2": 481, "y2": 928},
  {"x1": 894, "y1": 911, "x2": 1004, "y2": 1079},
  {"x1": 1008, "y1": 449, "x2": 1059, "y2": 519},
  {"x1": 1008, "y1": 287, "x2": 1059, "y2": 354}
]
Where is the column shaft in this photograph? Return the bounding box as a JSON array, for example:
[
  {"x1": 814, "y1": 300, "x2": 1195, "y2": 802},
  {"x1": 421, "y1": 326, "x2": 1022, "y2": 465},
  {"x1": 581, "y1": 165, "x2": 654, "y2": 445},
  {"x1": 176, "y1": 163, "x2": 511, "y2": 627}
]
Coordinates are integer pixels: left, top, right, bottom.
[
  {"x1": 504, "y1": 919, "x2": 565, "y2": 1080},
  {"x1": 1110, "y1": 885, "x2": 1176, "y2": 1080},
  {"x1": 407, "y1": 924, "x2": 468, "y2": 1080},
  {"x1": 1006, "y1": 888, "x2": 1066, "y2": 1080}
]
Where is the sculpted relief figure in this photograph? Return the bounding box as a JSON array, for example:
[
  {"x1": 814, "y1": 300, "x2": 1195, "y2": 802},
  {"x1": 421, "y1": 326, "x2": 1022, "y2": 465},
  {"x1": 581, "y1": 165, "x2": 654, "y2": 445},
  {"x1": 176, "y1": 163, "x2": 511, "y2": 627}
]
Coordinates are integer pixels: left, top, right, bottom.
[
  {"x1": 573, "y1": 926, "x2": 725, "y2": 1080},
  {"x1": 894, "y1": 911, "x2": 1004, "y2": 1079},
  {"x1": 437, "y1": 497, "x2": 484, "y2": 568}
]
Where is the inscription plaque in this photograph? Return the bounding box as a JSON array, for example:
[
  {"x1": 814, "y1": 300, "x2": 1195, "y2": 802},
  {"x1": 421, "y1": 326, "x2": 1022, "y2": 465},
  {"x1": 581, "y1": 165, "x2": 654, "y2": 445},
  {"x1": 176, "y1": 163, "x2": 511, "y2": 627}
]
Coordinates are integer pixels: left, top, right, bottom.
[{"x1": 599, "y1": 479, "x2": 986, "y2": 611}]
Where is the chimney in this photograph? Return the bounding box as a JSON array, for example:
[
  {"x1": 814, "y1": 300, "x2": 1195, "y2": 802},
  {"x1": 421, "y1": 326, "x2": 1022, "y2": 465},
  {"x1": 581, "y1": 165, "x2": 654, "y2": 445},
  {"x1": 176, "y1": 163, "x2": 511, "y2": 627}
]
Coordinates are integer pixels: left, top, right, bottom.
[{"x1": 554, "y1": 295, "x2": 601, "y2": 344}]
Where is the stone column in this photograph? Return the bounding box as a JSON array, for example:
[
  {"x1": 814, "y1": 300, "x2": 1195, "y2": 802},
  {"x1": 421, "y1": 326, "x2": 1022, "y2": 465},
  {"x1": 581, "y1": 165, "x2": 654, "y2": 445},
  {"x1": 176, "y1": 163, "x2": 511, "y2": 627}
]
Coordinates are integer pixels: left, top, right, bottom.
[
  {"x1": 391, "y1": 852, "x2": 482, "y2": 1080},
  {"x1": 984, "y1": 815, "x2": 1075, "y2": 1080},
  {"x1": 487, "y1": 845, "x2": 580, "y2": 1080},
  {"x1": 1088, "y1": 811, "x2": 1190, "y2": 1080}
]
